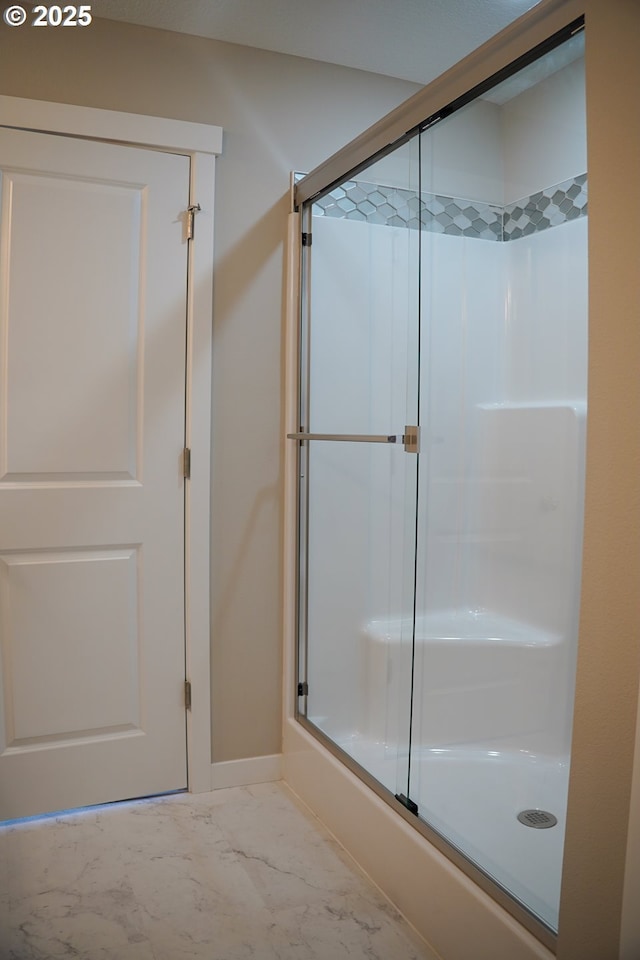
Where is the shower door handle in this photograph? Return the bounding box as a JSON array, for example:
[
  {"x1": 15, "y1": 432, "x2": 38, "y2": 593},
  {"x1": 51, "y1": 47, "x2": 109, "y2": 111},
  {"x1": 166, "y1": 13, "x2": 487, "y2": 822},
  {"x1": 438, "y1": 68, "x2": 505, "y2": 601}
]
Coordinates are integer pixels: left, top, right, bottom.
[
  {"x1": 287, "y1": 431, "x2": 397, "y2": 443},
  {"x1": 287, "y1": 426, "x2": 419, "y2": 453}
]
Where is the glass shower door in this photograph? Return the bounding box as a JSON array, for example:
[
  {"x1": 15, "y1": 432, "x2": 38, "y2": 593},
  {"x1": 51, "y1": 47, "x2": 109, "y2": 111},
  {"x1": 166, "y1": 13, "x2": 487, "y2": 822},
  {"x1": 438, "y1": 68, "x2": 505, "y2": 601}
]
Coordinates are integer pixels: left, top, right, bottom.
[
  {"x1": 408, "y1": 31, "x2": 587, "y2": 933},
  {"x1": 291, "y1": 14, "x2": 587, "y2": 946},
  {"x1": 293, "y1": 142, "x2": 420, "y2": 800}
]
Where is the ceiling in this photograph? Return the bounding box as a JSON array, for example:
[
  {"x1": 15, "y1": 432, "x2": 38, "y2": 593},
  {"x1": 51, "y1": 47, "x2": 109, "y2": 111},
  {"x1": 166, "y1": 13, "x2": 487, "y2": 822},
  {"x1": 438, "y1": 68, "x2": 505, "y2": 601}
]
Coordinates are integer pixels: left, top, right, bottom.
[{"x1": 88, "y1": 0, "x2": 544, "y2": 86}]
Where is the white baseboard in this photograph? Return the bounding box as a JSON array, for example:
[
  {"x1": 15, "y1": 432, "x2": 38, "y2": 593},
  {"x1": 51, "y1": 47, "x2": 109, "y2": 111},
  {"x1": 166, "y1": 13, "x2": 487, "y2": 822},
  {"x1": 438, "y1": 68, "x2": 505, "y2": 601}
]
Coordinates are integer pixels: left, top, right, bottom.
[{"x1": 210, "y1": 754, "x2": 282, "y2": 790}]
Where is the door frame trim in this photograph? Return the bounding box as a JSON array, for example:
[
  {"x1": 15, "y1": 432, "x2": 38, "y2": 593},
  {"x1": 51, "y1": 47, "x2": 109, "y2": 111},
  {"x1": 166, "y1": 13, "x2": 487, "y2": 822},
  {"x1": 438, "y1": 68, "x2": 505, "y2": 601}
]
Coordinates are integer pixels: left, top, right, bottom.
[
  {"x1": 0, "y1": 95, "x2": 221, "y2": 795},
  {"x1": 0, "y1": 95, "x2": 222, "y2": 155}
]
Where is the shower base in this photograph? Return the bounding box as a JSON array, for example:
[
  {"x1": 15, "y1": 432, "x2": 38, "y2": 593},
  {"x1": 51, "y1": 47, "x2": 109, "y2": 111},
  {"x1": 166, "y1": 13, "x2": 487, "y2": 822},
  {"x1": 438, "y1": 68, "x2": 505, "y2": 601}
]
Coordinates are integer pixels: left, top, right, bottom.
[{"x1": 332, "y1": 732, "x2": 568, "y2": 931}]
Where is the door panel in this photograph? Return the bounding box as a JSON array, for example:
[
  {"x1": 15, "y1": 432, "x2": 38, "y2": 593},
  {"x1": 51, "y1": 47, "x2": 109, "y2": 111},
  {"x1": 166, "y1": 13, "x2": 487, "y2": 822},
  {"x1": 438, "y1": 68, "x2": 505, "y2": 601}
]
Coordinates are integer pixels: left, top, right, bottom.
[
  {"x1": 2, "y1": 171, "x2": 143, "y2": 480},
  {"x1": 408, "y1": 37, "x2": 587, "y2": 933},
  {"x1": 0, "y1": 127, "x2": 190, "y2": 819},
  {"x1": 1, "y1": 548, "x2": 140, "y2": 744},
  {"x1": 295, "y1": 140, "x2": 420, "y2": 800}
]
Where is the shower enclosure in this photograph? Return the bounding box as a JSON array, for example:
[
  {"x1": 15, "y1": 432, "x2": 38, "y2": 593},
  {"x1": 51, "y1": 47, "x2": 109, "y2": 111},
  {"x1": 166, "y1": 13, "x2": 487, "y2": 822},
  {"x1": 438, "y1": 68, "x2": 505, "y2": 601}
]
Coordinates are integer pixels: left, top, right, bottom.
[{"x1": 289, "y1": 17, "x2": 586, "y2": 945}]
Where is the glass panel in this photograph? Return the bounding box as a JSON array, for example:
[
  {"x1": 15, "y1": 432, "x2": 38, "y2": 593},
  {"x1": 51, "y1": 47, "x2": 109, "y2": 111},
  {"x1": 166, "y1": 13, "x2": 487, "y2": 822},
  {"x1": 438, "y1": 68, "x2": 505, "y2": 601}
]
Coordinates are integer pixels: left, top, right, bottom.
[
  {"x1": 299, "y1": 139, "x2": 420, "y2": 799},
  {"x1": 410, "y1": 31, "x2": 587, "y2": 932}
]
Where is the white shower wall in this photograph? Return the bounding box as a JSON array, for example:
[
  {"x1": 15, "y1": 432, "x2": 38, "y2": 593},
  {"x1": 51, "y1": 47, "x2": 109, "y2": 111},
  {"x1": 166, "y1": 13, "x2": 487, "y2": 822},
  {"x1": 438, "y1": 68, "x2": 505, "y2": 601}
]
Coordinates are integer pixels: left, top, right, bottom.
[
  {"x1": 421, "y1": 217, "x2": 588, "y2": 617},
  {"x1": 417, "y1": 229, "x2": 507, "y2": 616},
  {"x1": 305, "y1": 43, "x2": 587, "y2": 746},
  {"x1": 306, "y1": 217, "x2": 417, "y2": 739},
  {"x1": 307, "y1": 208, "x2": 587, "y2": 748}
]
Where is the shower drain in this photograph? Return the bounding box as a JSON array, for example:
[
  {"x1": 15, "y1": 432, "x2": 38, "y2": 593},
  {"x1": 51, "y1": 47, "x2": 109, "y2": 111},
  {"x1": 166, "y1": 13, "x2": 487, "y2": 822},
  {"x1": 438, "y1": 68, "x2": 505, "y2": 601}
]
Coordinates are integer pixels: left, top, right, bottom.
[{"x1": 517, "y1": 809, "x2": 558, "y2": 829}]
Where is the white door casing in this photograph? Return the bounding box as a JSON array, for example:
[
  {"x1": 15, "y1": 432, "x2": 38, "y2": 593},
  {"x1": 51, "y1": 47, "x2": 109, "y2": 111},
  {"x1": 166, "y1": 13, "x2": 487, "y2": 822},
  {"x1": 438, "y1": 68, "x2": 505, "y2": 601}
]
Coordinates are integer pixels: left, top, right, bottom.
[{"x1": 0, "y1": 98, "x2": 220, "y2": 816}]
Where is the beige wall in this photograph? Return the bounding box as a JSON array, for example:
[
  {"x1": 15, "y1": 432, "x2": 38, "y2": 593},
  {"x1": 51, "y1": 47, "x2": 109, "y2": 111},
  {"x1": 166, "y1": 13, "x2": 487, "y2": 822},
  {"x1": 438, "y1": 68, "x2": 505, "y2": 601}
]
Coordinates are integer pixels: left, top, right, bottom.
[
  {"x1": 559, "y1": 1, "x2": 640, "y2": 957},
  {"x1": 0, "y1": 17, "x2": 419, "y2": 762},
  {"x1": 502, "y1": 56, "x2": 586, "y2": 203}
]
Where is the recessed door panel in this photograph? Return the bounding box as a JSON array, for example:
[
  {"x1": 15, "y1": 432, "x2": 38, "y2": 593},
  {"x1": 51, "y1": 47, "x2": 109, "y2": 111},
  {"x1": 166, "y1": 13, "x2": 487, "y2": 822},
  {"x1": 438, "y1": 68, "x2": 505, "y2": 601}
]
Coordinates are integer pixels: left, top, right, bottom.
[
  {"x1": 0, "y1": 172, "x2": 143, "y2": 482},
  {"x1": 0, "y1": 548, "x2": 141, "y2": 747}
]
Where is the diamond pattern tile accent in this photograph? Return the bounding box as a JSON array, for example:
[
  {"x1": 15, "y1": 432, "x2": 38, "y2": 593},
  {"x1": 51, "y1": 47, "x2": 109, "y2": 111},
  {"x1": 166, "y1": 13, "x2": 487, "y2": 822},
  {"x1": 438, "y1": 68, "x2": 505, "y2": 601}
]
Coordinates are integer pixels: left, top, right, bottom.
[
  {"x1": 311, "y1": 174, "x2": 587, "y2": 242},
  {"x1": 502, "y1": 175, "x2": 587, "y2": 240}
]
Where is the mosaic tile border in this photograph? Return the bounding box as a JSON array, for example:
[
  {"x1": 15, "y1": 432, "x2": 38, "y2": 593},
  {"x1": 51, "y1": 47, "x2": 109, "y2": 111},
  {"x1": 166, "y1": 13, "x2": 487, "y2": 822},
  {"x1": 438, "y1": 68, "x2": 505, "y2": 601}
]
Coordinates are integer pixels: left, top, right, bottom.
[
  {"x1": 312, "y1": 174, "x2": 587, "y2": 241},
  {"x1": 503, "y1": 173, "x2": 587, "y2": 240}
]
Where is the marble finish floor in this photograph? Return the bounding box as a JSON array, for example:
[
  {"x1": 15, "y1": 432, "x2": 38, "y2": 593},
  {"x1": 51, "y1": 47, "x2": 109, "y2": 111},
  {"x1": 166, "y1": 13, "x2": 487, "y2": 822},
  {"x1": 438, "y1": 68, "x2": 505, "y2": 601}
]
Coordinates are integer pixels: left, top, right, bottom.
[{"x1": 0, "y1": 780, "x2": 437, "y2": 960}]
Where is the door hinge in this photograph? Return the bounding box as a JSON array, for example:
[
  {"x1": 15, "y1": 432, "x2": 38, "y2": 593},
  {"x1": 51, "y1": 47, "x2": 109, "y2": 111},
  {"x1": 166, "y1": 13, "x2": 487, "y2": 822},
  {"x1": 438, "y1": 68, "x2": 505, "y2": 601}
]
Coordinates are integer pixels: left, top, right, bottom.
[
  {"x1": 297, "y1": 681, "x2": 309, "y2": 696},
  {"x1": 186, "y1": 203, "x2": 201, "y2": 240},
  {"x1": 185, "y1": 680, "x2": 192, "y2": 710},
  {"x1": 301, "y1": 232, "x2": 312, "y2": 246},
  {"x1": 183, "y1": 447, "x2": 191, "y2": 479},
  {"x1": 395, "y1": 793, "x2": 419, "y2": 816}
]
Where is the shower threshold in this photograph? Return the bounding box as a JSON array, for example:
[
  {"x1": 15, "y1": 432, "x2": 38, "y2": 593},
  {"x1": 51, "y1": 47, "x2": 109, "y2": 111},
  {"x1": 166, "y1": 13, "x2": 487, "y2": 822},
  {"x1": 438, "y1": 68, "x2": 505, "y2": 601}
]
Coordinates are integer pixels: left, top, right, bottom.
[{"x1": 328, "y1": 731, "x2": 568, "y2": 932}]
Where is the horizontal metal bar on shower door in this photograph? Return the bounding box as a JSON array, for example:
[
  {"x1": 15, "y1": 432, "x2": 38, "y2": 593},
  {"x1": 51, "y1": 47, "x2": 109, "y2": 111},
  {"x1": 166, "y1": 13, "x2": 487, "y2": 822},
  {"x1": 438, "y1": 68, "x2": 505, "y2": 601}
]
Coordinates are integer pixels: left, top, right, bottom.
[
  {"x1": 287, "y1": 426, "x2": 419, "y2": 452},
  {"x1": 287, "y1": 431, "x2": 398, "y2": 444}
]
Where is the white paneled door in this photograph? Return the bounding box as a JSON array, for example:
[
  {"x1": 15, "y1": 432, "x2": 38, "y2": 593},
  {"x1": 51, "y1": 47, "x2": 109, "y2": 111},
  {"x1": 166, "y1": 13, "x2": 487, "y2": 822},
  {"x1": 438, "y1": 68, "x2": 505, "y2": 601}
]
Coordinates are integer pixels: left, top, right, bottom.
[{"x1": 0, "y1": 127, "x2": 191, "y2": 819}]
